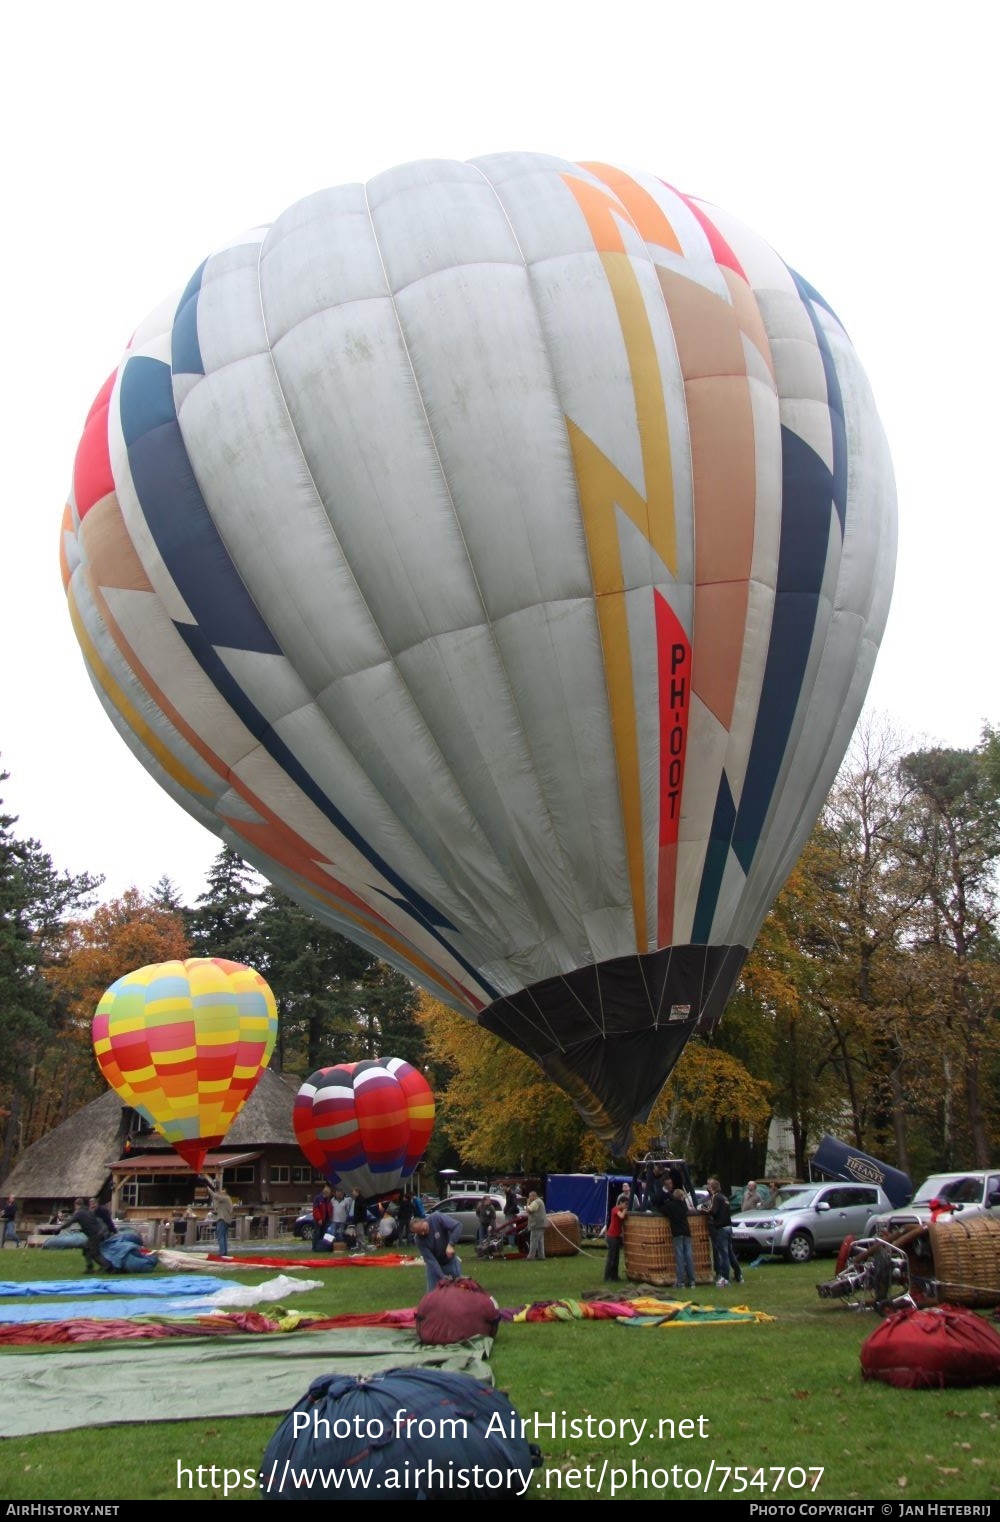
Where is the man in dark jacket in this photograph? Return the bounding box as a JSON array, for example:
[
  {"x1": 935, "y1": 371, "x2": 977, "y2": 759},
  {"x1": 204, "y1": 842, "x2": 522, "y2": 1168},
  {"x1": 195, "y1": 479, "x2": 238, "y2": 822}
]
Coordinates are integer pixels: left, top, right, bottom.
[
  {"x1": 1, "y1": 1195, "x2": 17, "y2": 1247},
  {"x1": 705, "y1": 1178, "x2": 744, "y2": 1287},
  {"x1": 661, "y1": 1189, "x2": 696, "y2": 1290},
  {"x1": 59, "y1": 1198, "x2": 109, "y2": 1274},
  {"x1": 411, "y1": 1211, "x2": 463, "y2": 1293},
  {"x1": 89, "y1": 1198, "x2": 118, "y2": 1237},
  {"x1": 645, "y1": 1165, "x2": 669, "y2": 1215}
]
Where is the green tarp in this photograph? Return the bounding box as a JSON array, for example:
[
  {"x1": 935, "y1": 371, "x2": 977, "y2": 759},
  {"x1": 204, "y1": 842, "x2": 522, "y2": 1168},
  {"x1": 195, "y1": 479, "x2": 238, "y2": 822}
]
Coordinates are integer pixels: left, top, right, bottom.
[{"x1": 0, "y1": 1328, "x2": 494, "y2": 1437}]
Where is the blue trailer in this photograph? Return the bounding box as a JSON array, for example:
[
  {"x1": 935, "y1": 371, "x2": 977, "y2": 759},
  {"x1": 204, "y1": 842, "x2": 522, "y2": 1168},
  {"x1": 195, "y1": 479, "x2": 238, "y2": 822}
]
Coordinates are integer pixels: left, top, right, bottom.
[
  {"x1": 545, "y1": 1160, "x2": 696, "y2": 1230},
  {"x1": 544, "y1": 1173, "x2": 632, "y2": 1231}
]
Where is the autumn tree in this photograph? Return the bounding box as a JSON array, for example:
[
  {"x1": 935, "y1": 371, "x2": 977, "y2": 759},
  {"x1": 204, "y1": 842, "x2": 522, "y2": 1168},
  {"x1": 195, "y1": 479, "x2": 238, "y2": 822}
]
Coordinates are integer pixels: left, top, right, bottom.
[
  {"x1": 414, "y1": 994, "x2": 601, "y2": 1173},
  {"x1": 896, "y1": 738, "x2": 1000, "y2": 1166},
  {"x1": 802, "y1": 721, "x2": 929, "y2": 1168},
  {"x1": 34, "y1": 888, "x2": 190, "y2": 1140},
  {"x1": 731, "y1": 841, "x2": 855, "y2": 1178}
]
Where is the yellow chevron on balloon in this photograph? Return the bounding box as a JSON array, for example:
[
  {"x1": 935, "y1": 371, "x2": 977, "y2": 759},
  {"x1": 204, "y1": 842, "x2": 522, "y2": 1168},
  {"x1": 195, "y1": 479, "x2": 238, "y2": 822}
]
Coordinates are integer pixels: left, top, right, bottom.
[
  {"x1": 561, "y1": 170, "x2": 680, "y2": 953},
  {"x1": 67, "y1": 582, "x2": 211, "y2": 800}
]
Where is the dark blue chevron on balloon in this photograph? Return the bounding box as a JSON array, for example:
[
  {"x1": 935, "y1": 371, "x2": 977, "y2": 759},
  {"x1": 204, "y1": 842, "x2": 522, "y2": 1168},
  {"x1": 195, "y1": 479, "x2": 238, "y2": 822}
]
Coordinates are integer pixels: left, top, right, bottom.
[
  {"x1": 117, "y1": 352, "x2": 497, "y2": 993},
  {"x1": 172, "y1": 260, "x2": 207, "y2": 377},
  {"x1": 120, "y1": 356, "x2": 280, "y2": 654},
  {"x1": 732, "y1": 423, "x2": 835, "y2": 875},
  {"x1": 692, "y1": 422, "x2": 838, "y2": 935},
  {"x1": 791, "y1": 269, "x2": 848, "y2": 538},
  {"x1": 692, "y1": 768, "x2": 736, "y2": 942}
]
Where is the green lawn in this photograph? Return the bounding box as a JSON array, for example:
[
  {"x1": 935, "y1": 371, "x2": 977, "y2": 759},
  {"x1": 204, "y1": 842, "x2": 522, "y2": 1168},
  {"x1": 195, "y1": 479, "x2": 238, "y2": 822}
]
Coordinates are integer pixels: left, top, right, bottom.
[{"x1": 1, "y1": 1240, "x2": 998, "y2": 1501}]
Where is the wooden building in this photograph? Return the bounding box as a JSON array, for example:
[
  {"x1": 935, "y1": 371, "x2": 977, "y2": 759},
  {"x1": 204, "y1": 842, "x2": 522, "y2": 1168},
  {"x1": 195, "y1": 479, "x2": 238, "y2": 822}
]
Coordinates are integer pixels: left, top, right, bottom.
[{"x1": 0, "y1": 1069, "x2": 323, "y2": 1237}]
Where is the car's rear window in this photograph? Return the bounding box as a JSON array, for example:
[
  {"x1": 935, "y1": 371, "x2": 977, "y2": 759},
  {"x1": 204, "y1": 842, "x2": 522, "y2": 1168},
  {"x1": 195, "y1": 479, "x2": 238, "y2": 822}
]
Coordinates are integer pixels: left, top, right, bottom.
[{"x1": 911, "y1": 1175, "x2": 983, "y2": 1205}]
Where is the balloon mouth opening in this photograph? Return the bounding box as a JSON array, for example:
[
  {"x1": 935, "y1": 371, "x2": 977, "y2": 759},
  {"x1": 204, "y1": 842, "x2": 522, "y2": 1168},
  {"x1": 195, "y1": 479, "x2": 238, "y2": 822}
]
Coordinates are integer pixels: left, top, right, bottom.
[{"x1": 479, "y1": 944, "x2": 748, "y2": 1149}]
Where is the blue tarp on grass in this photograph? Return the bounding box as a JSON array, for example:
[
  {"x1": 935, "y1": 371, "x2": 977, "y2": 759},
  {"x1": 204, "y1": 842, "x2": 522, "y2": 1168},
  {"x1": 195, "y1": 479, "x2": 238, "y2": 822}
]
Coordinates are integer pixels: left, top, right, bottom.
[{"x1": 0, "y1": 1275, "x2": 230, "y2": 1299}]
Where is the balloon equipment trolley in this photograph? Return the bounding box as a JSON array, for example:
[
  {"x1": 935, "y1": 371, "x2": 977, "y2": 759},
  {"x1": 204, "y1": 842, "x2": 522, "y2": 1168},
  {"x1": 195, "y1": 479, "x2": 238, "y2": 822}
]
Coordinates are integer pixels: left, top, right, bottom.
[{"x1": 817, "y1": 1210, "x2": 1000, "y2": 1312}]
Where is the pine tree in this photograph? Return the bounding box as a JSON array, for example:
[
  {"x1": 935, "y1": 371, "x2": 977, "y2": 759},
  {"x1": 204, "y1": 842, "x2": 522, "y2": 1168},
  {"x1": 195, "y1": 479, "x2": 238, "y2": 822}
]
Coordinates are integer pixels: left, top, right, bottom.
[
  {"x1": 186, "y1": 847, "x2": 263, "y2": 962},
  {"x1": 0, "y1": 763, "x2": 101, "y2": 1174}
]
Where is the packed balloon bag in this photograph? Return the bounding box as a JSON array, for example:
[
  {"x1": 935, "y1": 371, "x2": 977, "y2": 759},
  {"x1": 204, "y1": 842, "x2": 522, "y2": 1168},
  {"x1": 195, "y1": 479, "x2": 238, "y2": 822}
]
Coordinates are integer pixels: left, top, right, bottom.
[
  {"x1": 860, "y1": 1304, "x2": 1000, "y2": 1389},
  {"x1": 259, "y1": 1366, "x2": 543, "y2": 1499},
  {"x1": 99, "y1": 1235, "x2": 159, "y2": 1273},
  {"x1": 414, "y1": 1277, "x2": 501, "y2": 1345}
]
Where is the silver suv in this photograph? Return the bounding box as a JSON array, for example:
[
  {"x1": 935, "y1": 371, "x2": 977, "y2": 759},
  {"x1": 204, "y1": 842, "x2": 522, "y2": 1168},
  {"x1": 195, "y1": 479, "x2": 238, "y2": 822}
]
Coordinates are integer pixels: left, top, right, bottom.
[
  {"x1": 437, "y1": 1193, "x2": 507, "y2": 1242},
  {"x1": 863, "y1": 1170, "x2": 1000, "y2": 1237},
  {"x1": 731, "y1": 1181, "x2": 892, "y2": 1263}
]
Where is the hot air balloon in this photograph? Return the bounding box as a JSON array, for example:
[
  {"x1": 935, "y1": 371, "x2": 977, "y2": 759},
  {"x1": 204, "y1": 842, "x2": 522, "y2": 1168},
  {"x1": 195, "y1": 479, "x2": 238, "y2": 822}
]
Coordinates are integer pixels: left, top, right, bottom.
[
  {"x1": 92, "y1": 957, "x2": 278, "y2": 1173},
  {"x1": 293, "y1": 1058, "x2": 435, "y2": 1199},
  {"x1": 63, "y1": 153, "x2": 896, "y2": 1149}
]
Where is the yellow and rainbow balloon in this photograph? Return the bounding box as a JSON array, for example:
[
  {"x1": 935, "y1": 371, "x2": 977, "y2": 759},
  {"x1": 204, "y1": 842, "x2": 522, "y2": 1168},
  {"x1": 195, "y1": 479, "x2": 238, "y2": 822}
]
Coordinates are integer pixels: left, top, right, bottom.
[{"x1": 92, "y1": 957, "x2": 278, "y2": 1173}]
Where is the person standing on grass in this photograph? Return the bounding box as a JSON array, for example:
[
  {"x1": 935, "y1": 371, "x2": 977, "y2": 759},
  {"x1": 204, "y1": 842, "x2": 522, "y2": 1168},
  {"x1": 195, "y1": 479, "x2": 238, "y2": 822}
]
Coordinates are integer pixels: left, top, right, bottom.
[
  {"x1": 525, "y1": 1190, "x2": 547, "y2": 1260},
  {"x1": 661, "y1": 1188, "x2": 696, "y2": 1290},
  {"x1": 1, "y1": 1195, "x2": 17, "y2": 1247},
  {"x1": 330, "y1": 1187, "x2": 349, "y2": 1245},
  {"x1": 604, "y1": 1192, "x2": 629, "y2": 1282},
  {"x1": 476, "y1": 1194, "x2": 497, "y2": 1246},
  {"x1": 705, "y1": 1177, "x2": 743, "y2": 1288},
  {"x1": 311, "y1": 1182, "x2": 334, "y2": 1252},
  {"x1": 57, "y1": 1198, "x2": 108, "y2": 1275},
  {"x1": 203, "y1": 1175, "x2": 235, "y2": 1257}
]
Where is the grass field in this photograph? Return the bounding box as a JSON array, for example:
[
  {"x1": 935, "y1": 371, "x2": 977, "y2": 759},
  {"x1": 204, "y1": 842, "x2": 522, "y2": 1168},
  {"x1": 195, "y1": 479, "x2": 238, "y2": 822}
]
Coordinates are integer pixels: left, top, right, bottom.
[{"x1": 1, "y1": 1237, "x2": 998, "y2": 1502}]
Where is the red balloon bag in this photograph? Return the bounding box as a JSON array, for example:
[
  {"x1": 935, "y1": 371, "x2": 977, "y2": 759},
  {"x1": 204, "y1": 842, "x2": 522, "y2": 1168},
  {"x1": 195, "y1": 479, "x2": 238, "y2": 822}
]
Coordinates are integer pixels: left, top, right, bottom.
[
  {"x1": 415, "y1": 1277, "x2": 501, "y2": 1346},
  {"x1": 860, "y1": 1304, "x2": 1000, "y2": 1389}
]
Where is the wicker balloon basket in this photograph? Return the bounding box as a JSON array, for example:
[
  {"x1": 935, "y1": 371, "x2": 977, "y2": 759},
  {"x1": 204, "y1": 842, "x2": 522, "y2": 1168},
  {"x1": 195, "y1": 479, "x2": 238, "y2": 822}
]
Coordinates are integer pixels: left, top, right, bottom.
[
  {"x1": 928, "y1": 1215, "x2": 1000, "y2": 1308},
  {"x1": 540, "y1": 1211, "x2": 581, "y2": 1257},
  {"x1": 623, "y1": 1210, "x2": 715, "y2": 1286}
]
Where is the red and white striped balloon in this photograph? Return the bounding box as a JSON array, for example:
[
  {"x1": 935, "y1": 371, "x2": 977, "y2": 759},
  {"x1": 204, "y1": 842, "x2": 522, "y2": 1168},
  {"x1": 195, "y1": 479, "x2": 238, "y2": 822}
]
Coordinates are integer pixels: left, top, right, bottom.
[{"x1": 293, "y1": 1057, "x2": 435, "y2": 1198}]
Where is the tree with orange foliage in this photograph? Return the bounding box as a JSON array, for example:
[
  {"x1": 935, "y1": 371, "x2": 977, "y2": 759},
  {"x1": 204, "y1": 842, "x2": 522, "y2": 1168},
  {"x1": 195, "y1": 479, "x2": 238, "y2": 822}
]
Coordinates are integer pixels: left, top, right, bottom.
[
  {"x1": 29, "y1": 888, "x2": 190, "y2": 1144},
  {"x1": 415, "y1": 992, "x2": 771, "y2": 1178}
]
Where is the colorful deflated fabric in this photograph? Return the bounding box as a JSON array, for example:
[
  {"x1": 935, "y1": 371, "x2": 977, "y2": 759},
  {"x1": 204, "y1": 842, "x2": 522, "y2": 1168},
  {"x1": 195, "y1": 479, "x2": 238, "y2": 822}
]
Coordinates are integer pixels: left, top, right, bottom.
[
  {"x1": 507, "y1": 1296, "x2": 773, "y2": 1325},
  {"x1": 622, "y1": 1296, "x2": 775, "y2": 1326}
]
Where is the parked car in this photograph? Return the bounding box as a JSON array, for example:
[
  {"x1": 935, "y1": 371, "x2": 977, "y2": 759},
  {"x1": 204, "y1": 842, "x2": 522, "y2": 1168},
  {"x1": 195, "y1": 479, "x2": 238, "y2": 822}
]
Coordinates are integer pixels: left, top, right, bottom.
[
  {"x1": 863, "y1": 1169, "x2": 1000, "y2": 1238},
  {"x1": 731, "y1": 1181, "x2": 893, "y2": 1263},
  {"x1": 437, "y1": 1192, "x2": 507, "y2": 1242}
]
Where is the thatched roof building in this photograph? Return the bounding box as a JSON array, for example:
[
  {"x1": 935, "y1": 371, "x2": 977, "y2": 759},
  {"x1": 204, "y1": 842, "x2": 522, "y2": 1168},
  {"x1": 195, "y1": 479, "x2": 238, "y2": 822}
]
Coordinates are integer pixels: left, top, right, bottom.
[
  {"x1": 0, "y1": 1089, "x2": 125, "y2": 1205},
  {"x1": 1, "y1": 1068, "x2": 307, "y2": 1218},
  {"x1": 131, "y1": 1065, "x2": 298, "y2": 1152}
]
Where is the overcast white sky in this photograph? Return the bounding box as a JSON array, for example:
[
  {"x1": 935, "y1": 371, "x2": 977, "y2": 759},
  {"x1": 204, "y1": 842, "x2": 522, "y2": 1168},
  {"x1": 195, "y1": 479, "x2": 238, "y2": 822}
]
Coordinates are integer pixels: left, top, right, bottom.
[{"x1": 1, "y1": 1, "x2": 995, "y2": 907}]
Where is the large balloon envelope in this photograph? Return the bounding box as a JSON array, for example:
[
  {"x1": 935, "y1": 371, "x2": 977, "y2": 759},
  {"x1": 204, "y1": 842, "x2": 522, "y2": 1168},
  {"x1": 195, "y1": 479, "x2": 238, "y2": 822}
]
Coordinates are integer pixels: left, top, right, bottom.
[
  {"x1": 92, "y1": 957, "x2": 278, "y2": 1174},
  {"x1": 63, "y1": 153, "x2": 896, "y2": 1148},
  {"x1": 293, "y1": 1058, "x2": 435, "y2": 1198}
]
